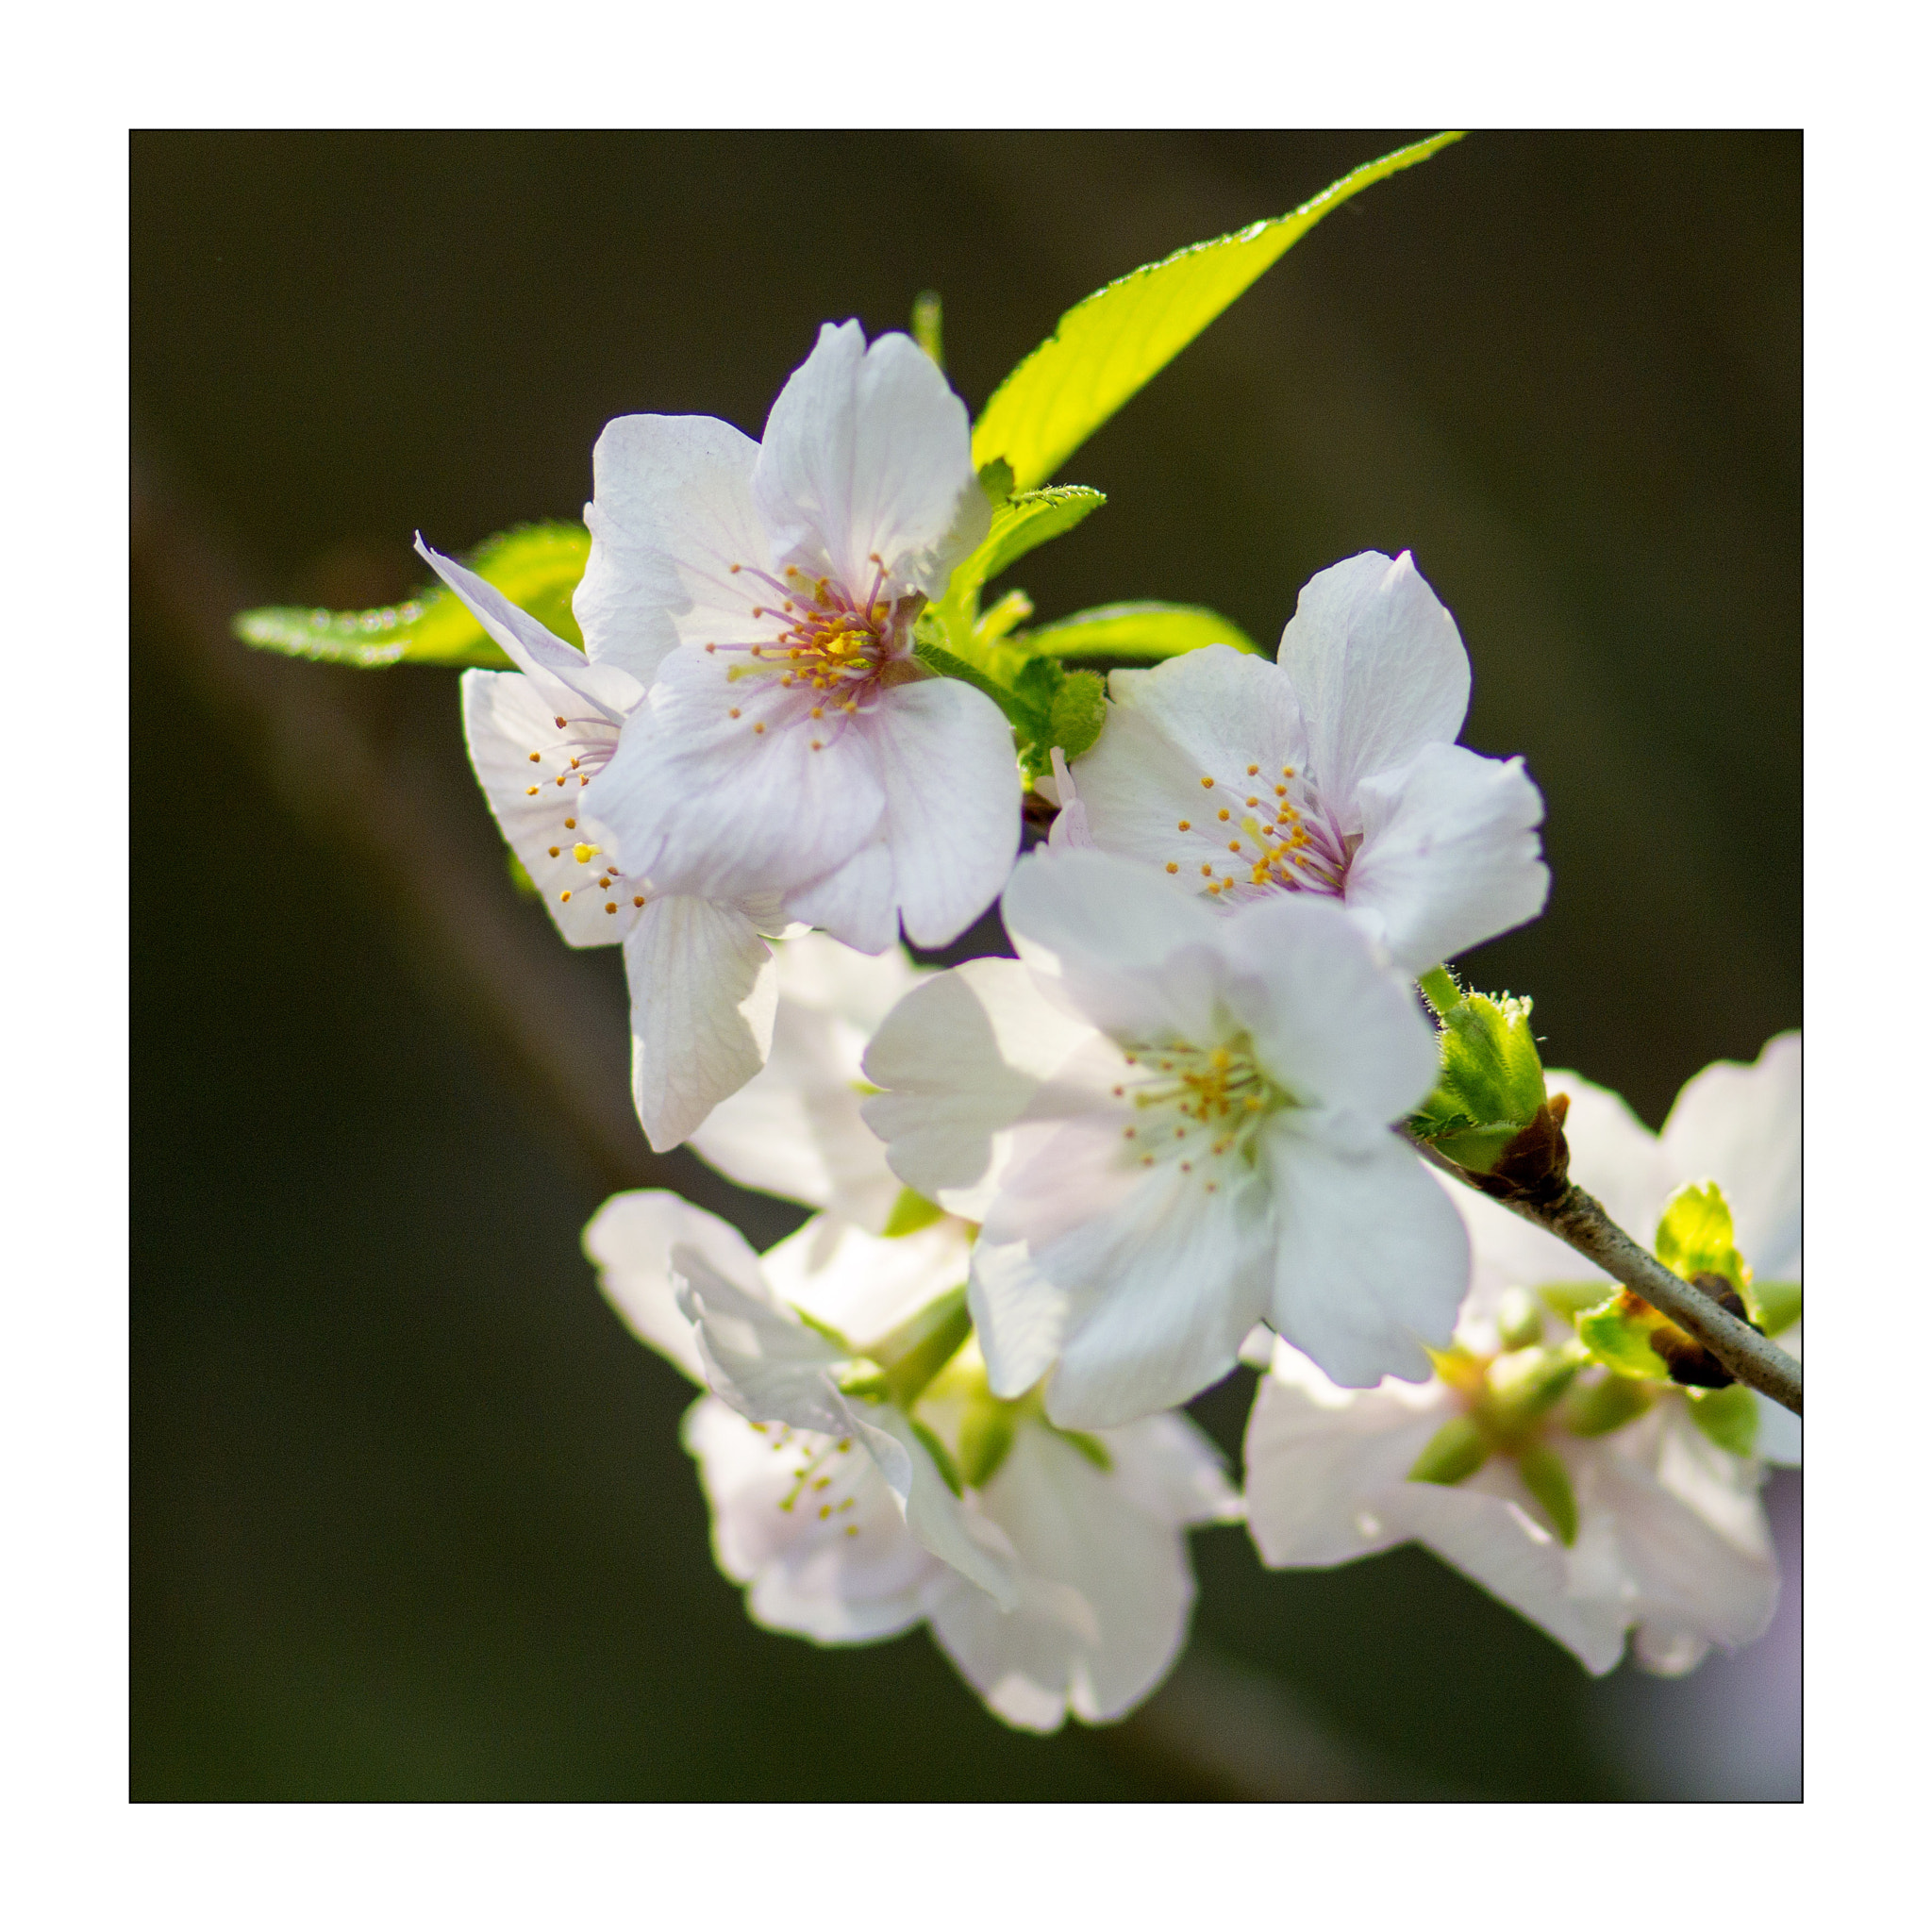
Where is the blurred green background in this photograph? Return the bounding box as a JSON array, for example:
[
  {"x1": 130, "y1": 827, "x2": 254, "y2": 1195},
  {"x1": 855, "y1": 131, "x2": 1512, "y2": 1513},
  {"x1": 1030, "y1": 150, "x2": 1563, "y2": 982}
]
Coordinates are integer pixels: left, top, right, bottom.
[{"x1": 131, "y1": 131, "x2": 1800, "y2": 1799}]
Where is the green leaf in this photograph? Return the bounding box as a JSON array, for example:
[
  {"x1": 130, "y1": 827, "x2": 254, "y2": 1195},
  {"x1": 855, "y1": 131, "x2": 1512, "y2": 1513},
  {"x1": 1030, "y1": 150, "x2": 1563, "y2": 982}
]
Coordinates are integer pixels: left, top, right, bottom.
[
  {"x1": 974, "y1": 589, "x2": 1034, "y2": 642},
  {"x1": 1747, "y1": 1280, "x2": 1802, "y2": 1336},
  {"x1": 1409, "y1": 980, "x2": 1550, "y2": 1175},
  {"x1": 1654, "y1": 1181, "x2": 1747, "y2": 1298},
  {"x1": 973, "y1": 486, "x2": 1108, "y2": 591},
  {"x1": 234, "y1": 521, "x2": 591, "y2": 669},
  {"x1": 1540, "y1": 1281, "x2": 1618, "y2": 1322},
  {"x1": 1516, "y1": 1443, "x2": 1578, "y2": 1546},
  {"x1": 1687, "y1": 1384, "x2": 1760, "y2": 1457},
  {"x1": 1047, "y1": 669, "x2": 1108, "y2": 762},
  {"x1": 1575, "y1": 1291, "x2": 1674, "y2": 1382},
  {"x1": 881, "y1": 1188, "x2": 946, "y2": 1239},
  {"x1": 1019, "y1": 600, "x2": 1262, "y2": 662},
  {"x1": 910, "y1": 625, "x2": 1031, "y2": 722},
  {"x1": 972, "y1": 131, "x2": 1464, "y2": 491}
]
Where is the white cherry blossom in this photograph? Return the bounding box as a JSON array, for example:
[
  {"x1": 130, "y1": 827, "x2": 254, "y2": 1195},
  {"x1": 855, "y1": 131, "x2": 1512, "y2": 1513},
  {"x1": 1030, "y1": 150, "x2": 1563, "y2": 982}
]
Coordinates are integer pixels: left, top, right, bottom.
[
  {"x1": 689, "y1": 930, "x2": 926, "y2": 1234},
  {"x1": 419, "y1": 540, "x2": 787, "y2": 1151},
  {"x1": 583, "y1": 1189, "x2": 1239, "y2": 1729},
  {"x1": 1242, "y1": 1035, "x2": 1800, "y2": 1675},
  {"x1": 861, "y1": 847, "x2": 1471, "y2": 1428},
  {"x1": 577, "y1": 321, "x2": 1021, "y2": 954},
  {"x1": 1054, "y1": 551, "x2": 1548, "y2": 974}
]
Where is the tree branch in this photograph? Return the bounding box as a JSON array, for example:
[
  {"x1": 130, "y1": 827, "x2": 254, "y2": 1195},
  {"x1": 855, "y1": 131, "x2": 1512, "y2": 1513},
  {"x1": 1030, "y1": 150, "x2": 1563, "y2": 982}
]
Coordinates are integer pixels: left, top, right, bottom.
[{"x1": 1412, "y1": 1141, "x2": 1803, "y2": 1417}]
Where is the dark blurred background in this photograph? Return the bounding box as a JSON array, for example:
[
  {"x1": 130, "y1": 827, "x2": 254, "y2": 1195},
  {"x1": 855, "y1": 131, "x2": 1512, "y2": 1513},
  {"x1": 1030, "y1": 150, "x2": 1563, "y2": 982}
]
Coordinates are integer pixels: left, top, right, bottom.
[{"x1": 131, "y1": 131, "x2": 1799, "y2": 1800}]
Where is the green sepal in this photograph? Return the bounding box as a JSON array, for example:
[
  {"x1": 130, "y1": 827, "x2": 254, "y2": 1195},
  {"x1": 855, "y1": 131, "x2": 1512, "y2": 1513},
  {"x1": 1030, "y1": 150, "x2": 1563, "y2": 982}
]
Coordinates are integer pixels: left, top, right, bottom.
[
  {"x1": 881, "y1": 1188, "x2": 945, "y2": 1239},
  {"x1": 1408, "y1": 1413, "x2": 1491, "y2": 1487},
  {"x1": 973, "y1": 132, "x2": 1464, "y2": 492},
  {"x1": 1747, "y1": 1280, "x2": 1802, "y2": 1336},
  {"x1": 1055, "y1": 1427, "x2": 1113, "y2": 1473},
  {"x1": 956, "y1": 1400, "x2": 1017, "y2": 1491},
  {"x1": 1020, "y1": 600, "x2": 1262, "y2": 662},
  {"x1": 1654, "y1": 1181, "x2": 1748, "y2": 1299},
  {"x1": 1539, "y1": 1282, "x2": 1616, "y2": 1323},
  {"x1": 910, "y1": 624, "x2": 1027, "y2": 721},
  {"x1": 1407, "y1": 976, "x2": 1551, "y2": 1174},
  {"x1": 506, "y1": 850, "x2": 539, "y2": 900},
  {"x1": 234, "y1": 520, "x2": 590, "y2": 669},
  {"x1": 910, "y1": 1417, "x2": 964, "y2": 1498},
  {"x1": 1558, "y1": 1371, "x2": 1656, "y2": 1439},
  {"x1": 1483, "y1": 1343, "x2": 1584, "y2": 1434},
  {"x1": 1575, "y1": 1291, "x2": 1674, "y2": 1382},
  {"x1": 912, "y1": 290, "x2": 945, "y2": 369},
  {"x1": 1047, "y1": 669, "x2": 1108, "y2": 763},
  {"x1": 871, "y1": 1285, "x2": 973, "y2": 1410},
  {"x1": 1516, "y1": 1443, "x2": 1578, "y2": 1546},
  {"x1": 1687, "y1": 1383, "x2": 1760, "y2": 1457}
]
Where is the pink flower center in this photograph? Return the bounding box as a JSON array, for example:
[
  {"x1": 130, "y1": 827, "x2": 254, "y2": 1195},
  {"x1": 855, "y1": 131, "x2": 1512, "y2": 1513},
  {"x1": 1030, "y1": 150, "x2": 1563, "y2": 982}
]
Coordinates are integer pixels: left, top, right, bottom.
[{"x1": 1171, "y1": 761, "x2": 1355, "y2": 904}]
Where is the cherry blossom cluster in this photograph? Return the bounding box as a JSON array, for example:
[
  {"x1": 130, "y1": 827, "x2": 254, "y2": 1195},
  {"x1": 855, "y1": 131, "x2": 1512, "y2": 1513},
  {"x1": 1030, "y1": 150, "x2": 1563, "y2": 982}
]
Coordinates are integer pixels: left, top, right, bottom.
[{"x1": 425, "y1": 323, "x2": 1801, "y2": 1733}]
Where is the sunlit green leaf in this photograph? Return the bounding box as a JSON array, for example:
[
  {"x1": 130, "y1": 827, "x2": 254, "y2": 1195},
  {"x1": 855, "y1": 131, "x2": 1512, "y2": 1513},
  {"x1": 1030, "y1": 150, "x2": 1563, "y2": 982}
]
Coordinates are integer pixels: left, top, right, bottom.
[
  {"x1": 1687, "y1": 1384, "x2": 1760, "y2": 1457},
  {"x1": 973, "y1": 132, "x2": 1464, "y2": 491},
  {"x1": 1654, "y1": 1181, "x2": 1748, "y2": 1297},
  {"x1": 1747, "y1": 1280, "x2": 1802, "y2": 1336},
  {"x1": 1575, "y1": 1291, "x2": 1674, "y2": 1382},
  {"x1": 1020, "y1": 600, "x2": 1261, "y2": 661},
  {"x1": 234, "y1": 521, "x2": 591, "y2": 669},
  {"x1": 974, "y1": 486, "x2": 1108, "y2": 590}
]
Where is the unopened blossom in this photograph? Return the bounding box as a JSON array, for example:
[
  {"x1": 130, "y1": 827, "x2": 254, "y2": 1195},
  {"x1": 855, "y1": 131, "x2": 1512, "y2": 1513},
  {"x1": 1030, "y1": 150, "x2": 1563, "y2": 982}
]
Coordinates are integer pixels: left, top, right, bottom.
[
  {"x1": 1051, "y1": 551, "x2": 1548, "y2": 974},
  {"x1": 418, "y1": 541, "x2": 788, "y2": 1151},
  {"x1": 584, "y1": 1189, "x2": 1239, "y2": 1730},
  {"x1": 861, "y1": 847, "x2": 1471, "y2": 1427},
  {"x1": 577, "y1": 321, "x2": 1021, "y2": 954},
  {"x1": 1243, "y1": 1035, "x2": 1801, "y2": 1675},
  {"x1": 689, "y1": 930, "x2": 929, "y2": 1235}
]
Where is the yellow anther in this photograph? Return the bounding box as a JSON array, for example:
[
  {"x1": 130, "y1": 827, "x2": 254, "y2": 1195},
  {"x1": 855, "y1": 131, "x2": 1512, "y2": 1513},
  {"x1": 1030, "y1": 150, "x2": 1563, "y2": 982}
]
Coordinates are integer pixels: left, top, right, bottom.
[{"x1": 573, "y1": 843, "x2": 599, "y2": 864}]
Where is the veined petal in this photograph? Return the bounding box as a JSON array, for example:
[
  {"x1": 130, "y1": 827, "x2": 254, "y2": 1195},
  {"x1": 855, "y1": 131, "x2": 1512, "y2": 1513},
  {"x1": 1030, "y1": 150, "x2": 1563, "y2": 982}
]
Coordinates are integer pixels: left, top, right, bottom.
[
  {"x1": 624, "y1": 895, "x2": 777, "y2": 1152},
  {"x1": 1261, "y1": 1122, "x2": 1469, "y2": 1387},
  {"x1": 583, "y1": 644, "x2": 886, "y2": 898},
  {"x1": 1213, "y1": 892, "x2": 1441, "y2": 1124},
  {"x1": 784, "y1": 838, "x2": 897, "y2": 956},
  {"x1": 1347, "y1": 741, "x2": 1549, "y2": 974},
  {"x1": 1659, "y1": 1033, "x2": 1802, "y2": 1279},
  {"x1": 1104, "y1": 645, "x2": 1308, "y2": 787},
  {"x1": 861, "y1": 958, "x2": 1095, "y2": 1217},
  {"x1": 415, "y1": 538, "x2": 642, "y2": 719},
  {"x1": 459, "y1": 669, "x2": 635, "y2": 949},
  {"x1": 755, "y1": 321, "x2": 990, "y2": 602},
  {"x1": 927, "y1": 1424, "x2": 1199, "y2": 1731},
  {"x1": 1275, "y1": 551, "x2": 1469, "y2": 819},
  {"x1": 581, "y1": 1190, "x2": 765, "y2": 1385},
  {"x1": 871, "y1": 677, "x2": 1022, "y2": 949},
  {"x1": 1244, "y1": 1359, "x2": 1457, "y2": 1566},
  {"x1": 681, "y1": 1395, "x2": 938, "y2": 1643},
  {"x1": 576, "y1": 412, "x2": 766, "y2": 685}
]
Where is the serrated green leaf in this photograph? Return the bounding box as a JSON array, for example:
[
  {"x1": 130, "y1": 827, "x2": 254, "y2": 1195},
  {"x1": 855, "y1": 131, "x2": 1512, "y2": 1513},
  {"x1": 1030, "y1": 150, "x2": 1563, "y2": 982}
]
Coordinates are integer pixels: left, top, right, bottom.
[
  {"x1": 234, "y1": 521, "x2": 591, "y2": 669},
  {"x1": 974, "y1": 487, "x2": 1108, "y2": 590},
  {"x1": 1575, "y1": 1291, "x2": 1674, "y2": 1382},
  {"x1": 1747, "y1": 1280, "x2": 1802, "y2": 1336},
  {"x1": 972, "y1": 132, "x2": 1464, "y2": 491},
  {"x1": 1048, "y1": 669, "x2": 1108, "y2": 762},
  {"x1": 1654, "y1": 1181, "x2": 1747, "y2": 1297},
  {"x1": 1019, "y1": 600, "x2": 1262, "y2": 661},
  {"x1": 1687, "y1": 1383, "x2": 1760, "y2": 1457}
]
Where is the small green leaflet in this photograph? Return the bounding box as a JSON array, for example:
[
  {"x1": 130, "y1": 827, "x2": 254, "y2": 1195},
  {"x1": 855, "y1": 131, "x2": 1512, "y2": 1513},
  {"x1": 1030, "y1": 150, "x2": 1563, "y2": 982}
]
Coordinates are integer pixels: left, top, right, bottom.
[
  {"x1": 970, "y1": 486, "x2": 1108, "y2": 592},
  {"x1": 1653, "y1": 1181, "x2": 1748, "y2": 1297},
  {"x1": 1687, "y1": 1384, "x2": 1760, "y2": 1457},
  {"x1": 234, "y1": 522, "x2": 590, "y2": 669},
  {"x1": 1019, "y1": 601, "x2": 1261, "y2": 661},
  {"x1": 1747, "y1": 1280, "x2": 1802, "y2": 1336},
  {"x1": 1575, "y1": 1291, "x2": 1674, "y2": 1382},
  {"x1": 972, "y1": 132, "x2": 1464, "y2": 492}
]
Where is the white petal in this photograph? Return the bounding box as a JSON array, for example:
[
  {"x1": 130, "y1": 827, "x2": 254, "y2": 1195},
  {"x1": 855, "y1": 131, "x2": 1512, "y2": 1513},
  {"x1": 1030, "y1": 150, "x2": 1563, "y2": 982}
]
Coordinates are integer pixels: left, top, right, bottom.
[
  {"x1": 576, "y1": 412, "x2": 767, "y2": 686},
  {"x1": 1274, "y1": 551, "x2": 1469, "y2": 819},
  {"x1": 415, "y1": 537, "x2": 642, "y2": 718},
  {"x1": 871, "y1": 676, "x2": 1021, "y2": 948},
  {"x1": 926, "y1": 1424, "x2": 1198, "y2": 1730},
  {"x1": 583, "y1": 644, "x2": 886, "y2": 898},
  {"x1": 1100, "y1": 1410, "x2": 1243, "y2": 1528},
  {"x1": 1262, "y1": 1123, "x2": 1470, "y2": 1387},
  {"x1": 1752, "y1": 1388, "x2": 1803, "y2": 1468},
  {"x1": 774, "y1": 929, "x2": 925, "y2": 1035},
  {"x1": 681, "y1": 1395, "x2": 937, "y2": 1643},
  {"x1": 760, "y1": 1217, "x2": 974, "y2": 1353},
  {"x1": 1346, "y1": 741, "x2": 1549, "y2": 974},
  {"x1": 1213, "y1": 891, "x2": 1441, "y2": 1124},
  {"x1": 861, "y1": 958, "x2": 1094, "y2": 1217},
  {"x1": 581, "y1": 1191, "x2": 765, "y2": 1384},
  {"x1": 1244, "y1": 1356, "x2": 1452, "y2": 1565},
  {"x1": 784, "y1": 838, "x2": 898, "y2": 955},
  {"x1": 1105, "y1": 645, "x2": 1309, "y2": 787},
  {"x1": 687, "y1": 976, "x2": 900, "y2": 1224},
  {"x1": 1009, "y1": 1142, "x2": 1274, "y2": 1428},
  {"x1": 624, "y1": 895, "x2": 777, "y2": 1152},
  {"x1": 458, "y1": 670, "x2": 636, "y2": 949},
  {"x1": 863, "y1": 1404, "x2": 1020, "y2": 1611},
  {"x1": 754, "y1": 321, "x2": 990, "y2": 602},
  {"x1": 1659, "y1": 1033, "x2": 1802, "y2": 1278}
]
